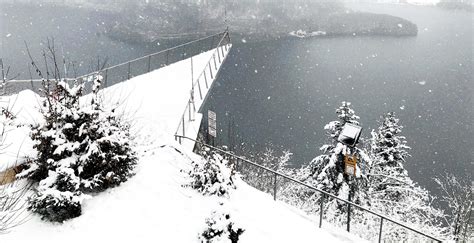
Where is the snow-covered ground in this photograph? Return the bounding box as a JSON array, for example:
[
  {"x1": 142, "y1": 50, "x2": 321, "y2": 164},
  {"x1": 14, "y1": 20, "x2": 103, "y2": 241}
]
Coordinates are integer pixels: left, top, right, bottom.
[{"x1": 1, "y1": 48, "x2": 365, "y2": 242}]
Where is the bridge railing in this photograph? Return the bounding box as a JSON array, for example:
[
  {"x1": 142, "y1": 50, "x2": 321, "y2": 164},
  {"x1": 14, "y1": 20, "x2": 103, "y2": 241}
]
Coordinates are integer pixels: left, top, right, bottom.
[
  {"x1": 7, "y1": 31, "x2": 230, "y2": 94},
  {"x1": 175, "y1": 135, "x2": 444, "y2": 243},
  {"x1": 174, "y1": 31, "x2": 231, "y2": 144}
]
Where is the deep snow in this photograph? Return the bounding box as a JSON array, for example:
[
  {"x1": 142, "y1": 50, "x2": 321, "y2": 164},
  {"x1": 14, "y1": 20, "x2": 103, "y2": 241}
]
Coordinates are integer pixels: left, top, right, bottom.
[{"x1": 1, "y1": 47, "x2": 365, "y2": 243}]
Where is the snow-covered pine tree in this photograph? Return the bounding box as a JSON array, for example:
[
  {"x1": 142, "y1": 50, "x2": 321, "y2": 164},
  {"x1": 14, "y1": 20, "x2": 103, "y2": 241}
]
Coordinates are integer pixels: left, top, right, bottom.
[
  {"x1": 21, "y1": 76, "x2": 137, "y2": 222},
  {"x1": 368, "y1": 112, "x2": 411, "y2": 201},
  {"x1": 302, "y1": 102, "x2": 368, "y2": 215},
  {"x1": 367, "y1": 112, "x2": 448, "y2": 240}
]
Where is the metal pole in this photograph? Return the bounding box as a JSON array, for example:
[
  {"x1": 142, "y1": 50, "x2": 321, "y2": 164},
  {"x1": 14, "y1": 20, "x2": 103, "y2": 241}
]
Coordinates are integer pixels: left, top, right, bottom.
[
  {"x1": 127, "y1": 62, "x2": 131, "y2": 80},
  {"x1": 197, "y1": 78, "x2": 203, "y2": 100},
  {"x1": 378, "y1": 218, "x2": 384, "y2": 243},
  {"x1": 104, "y1": 69, "x2": 108, "y2": 87},
  {"x1": 273, "y1": 173, "x2": 277, "y2": 201},
  {"x1": 182, "y1": 116, "x2": 185, "y2": 137},
  {"x1": 188, "y1": 101, "x2": 192, "y2": 121},
  {"x1": 147, "y1": 55, "x2": 151, "y2": 72},
  {"x1": 217, "y1": 48, "x2": 222, "y2": 63},
  {"x1": 319, "y1": 195, "x2": 325, "y2": 228},
  {"x1": 209, "y1": 63, "x2": 213, "y2": 79},
  {"x1": 347, "y1": 203, "x2": 351, "y2": 232},
  {"x1": 203, "y1": 70, "x2": 209, "y2": 88},
  {"x1": 191, "y1": 57, "x2": 194, "y2": 90},
  {"x1": 347, "y1": 190, "x2": 352, "y2": 232},
  {"x1": 213, "y1": 54, "x2": 217, "y2": 70},
  {"x1": 221, "y1": 46, "x2": 225, "y2": 59}
]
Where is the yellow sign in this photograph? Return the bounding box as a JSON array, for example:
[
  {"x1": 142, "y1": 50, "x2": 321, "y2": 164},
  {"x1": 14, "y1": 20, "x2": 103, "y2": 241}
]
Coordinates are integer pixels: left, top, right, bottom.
[{"x1": 344, "y1": 155, "x2": 357, "y2": 176}]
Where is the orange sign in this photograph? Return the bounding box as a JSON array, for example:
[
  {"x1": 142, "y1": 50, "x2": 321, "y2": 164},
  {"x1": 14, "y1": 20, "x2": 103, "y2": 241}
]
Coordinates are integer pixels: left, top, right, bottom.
[{"x1": 344, "y1": 155, "x2": 357, "y2": 176}]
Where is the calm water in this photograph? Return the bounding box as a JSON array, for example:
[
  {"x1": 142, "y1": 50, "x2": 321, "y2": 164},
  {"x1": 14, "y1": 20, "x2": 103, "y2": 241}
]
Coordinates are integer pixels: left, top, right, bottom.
[
  {"x1": 1, "y1": 3, "x2": 472, "y2": 197},
  {"x1": 203, "y1": 4, "x2": 473, "y2": 195}
]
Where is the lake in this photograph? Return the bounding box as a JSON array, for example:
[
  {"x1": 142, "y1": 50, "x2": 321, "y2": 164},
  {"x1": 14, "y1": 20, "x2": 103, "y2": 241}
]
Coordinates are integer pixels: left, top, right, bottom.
[{"x1": 202, "y1": 3, "x2": 473, "y2": 196}]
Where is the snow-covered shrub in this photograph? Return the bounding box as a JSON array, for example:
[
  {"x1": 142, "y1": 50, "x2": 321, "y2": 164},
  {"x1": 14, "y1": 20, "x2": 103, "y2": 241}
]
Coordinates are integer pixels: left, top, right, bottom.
[
  {"x1": 0, "y1": 97, "x2": 31, "y2": 232},
  {"x1": 199, "y1": 210, "x2": 244, "y2": 243},
  {"x1": 434, "y1": 173, "x2": 472, "y2": 241},
  {"x1": 0, "y1": 181, "x2": 31, "y2": 233},
  {"x1": 20, "y1": 76, "x2": 137, "y2": 222},
  {"x1": 188, "y1": 148, "x2": 236, "y2": 197},
  {"x1": 237, "y1": 148, "x2": 292, "y2": 194}
]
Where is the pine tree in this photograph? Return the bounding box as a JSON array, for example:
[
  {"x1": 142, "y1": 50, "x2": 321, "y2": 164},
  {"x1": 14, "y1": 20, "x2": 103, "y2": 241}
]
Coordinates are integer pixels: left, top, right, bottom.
[
  {"x1": 367, "y1": 112, "x2": 448, "y2": 240},
  {"x1": 304, "y1": 102, "x2": 367, "y2": 213},
  {"x1": 368, "y1": 112, "x2": 411, "y2": 201},
  {"x1": 20, "y1": 76, "x2": 137, "y2": 222}
]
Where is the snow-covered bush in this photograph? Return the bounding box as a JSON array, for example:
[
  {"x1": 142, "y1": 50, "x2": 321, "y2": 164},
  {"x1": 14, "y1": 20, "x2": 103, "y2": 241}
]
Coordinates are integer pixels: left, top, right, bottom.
[
  {"x1": 188, "y1": 148, "x2": 236, "y2": 197},
  {"x1": 20, "y1": 75, "x2": 137, "y2": 222},
  {"x1": 434, "y1": 173, "x2": 473, "y2": 241},
  {"x1": 199, "y1": 209, "x2": 245, "y2": 243},
  {"x1": 237, "y1": 148, "x2": 292, "y2": 195},
  {"x1": 0, "y1": 97, "x2": 31, "y2": 232}
]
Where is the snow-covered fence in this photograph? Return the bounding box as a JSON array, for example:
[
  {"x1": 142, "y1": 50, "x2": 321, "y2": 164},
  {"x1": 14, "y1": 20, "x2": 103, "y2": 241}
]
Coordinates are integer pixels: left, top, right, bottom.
[
  {"x1": 174, "y1": 135, "x2": 444, "y2": 243},
  {"x1": 174, "y1": 31, "x2": 231, "y2": 144},
  {"x1": 7, "y1": 31, "x2": 230, "y2": 94}
]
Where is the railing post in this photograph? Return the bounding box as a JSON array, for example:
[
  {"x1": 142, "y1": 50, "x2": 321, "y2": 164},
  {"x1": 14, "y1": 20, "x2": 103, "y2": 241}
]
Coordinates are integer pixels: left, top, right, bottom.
[
  {"x1": 188, "y1": 100, "x2": 192, "y2": 121},
  {"x1": 217, "y1": 48, "x2": 222, "y2": 63},
  {"x1": 213, "y1": 54, "x2": 217, "y2": 70},
  {"x1": 166, "y1": 50, "x2": 170, "y2": 66},
  {"x1": 200, "y1": 38, "x2": 204, "y2": 53},
  {"x1": 197, "y1": 78, "x2": 203, "y2": 100},
  {"x1": 182, "y1": 116, "x2": 185, "y2": 137},
  {"x1": 347, "y1": 203, "x2": 351, "y2": 232},
  {"x1": 378, "y1": 217, "x2": 384, "y2": 243},
  {"x1": 221, "y1": 46, "x2": 225, "y2": 59},
  {"x1": 127, "y1": 61, "x2": 131, "y2": 80},
  {"x1": 147, "y1": 55, "x2": 151, "y2": 72},
  {"x1": 273, "y1": 173, "x2": 277, "y2": 201},
  {"x1": 319, "y1": 194, "x2": 325, "y2": 228},
  {"x1": 203, "y1": 69, "x2": 209, "y2": 88},
  {"x1": 210, "y1": 35, "x2": 215, "y2": 50},
  {"x1": 104, "y1": 69, "x2": 108, "y2": 88},
  {"x1": 209, "y1": 63, "x2": 213, "y2": 79}
]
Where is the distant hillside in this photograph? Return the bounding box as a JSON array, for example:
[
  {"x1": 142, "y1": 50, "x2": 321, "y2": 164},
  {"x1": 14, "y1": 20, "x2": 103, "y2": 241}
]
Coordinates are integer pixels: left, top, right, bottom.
[
  {"x1": 324, "y1": 12, "x2": 418, "y2": 36},
  {"x1": 437, "y1": 0, "x2": 473, "y2": 11}
]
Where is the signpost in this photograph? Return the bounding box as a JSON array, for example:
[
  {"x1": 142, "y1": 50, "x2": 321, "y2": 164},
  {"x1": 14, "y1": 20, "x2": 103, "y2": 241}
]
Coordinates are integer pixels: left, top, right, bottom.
[{"x1": 344, "y1": 154, "x2": 357, "y2": 176}]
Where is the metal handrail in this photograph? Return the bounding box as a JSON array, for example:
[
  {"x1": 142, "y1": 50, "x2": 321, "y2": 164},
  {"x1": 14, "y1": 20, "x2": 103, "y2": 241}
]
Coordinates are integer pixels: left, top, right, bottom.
[
  {"x1": 173, "y1": 31, "x2": 231, "y2": 142},
  {"x1": 175, "y1": 135, "x2": 443, "y2": 243},
  {"x1": 9, "y1": 31, "x2": 228, "y2": 83}
]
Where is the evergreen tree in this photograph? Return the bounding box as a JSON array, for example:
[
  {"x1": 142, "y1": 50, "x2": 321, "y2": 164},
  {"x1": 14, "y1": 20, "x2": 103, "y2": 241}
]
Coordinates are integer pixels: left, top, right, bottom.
[
  {"x1": 304, "y1": 102, "x2": 368, "y2": 212},
  {"x1": 367, "y1": 112, "x2": 448, "y2": 240},
  {"x1": 368, "y1": 112, "x2": 411, "y2": 201},
  {"x1": 20, "y1": 76, "x2": 137, "y2": 222}
]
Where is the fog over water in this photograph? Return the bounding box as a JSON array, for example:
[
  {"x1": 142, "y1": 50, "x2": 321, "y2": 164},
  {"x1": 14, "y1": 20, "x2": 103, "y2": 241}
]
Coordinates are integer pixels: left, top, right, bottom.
[{"x1": 1, "y1": 1, "x2": 472, "y2": 199}]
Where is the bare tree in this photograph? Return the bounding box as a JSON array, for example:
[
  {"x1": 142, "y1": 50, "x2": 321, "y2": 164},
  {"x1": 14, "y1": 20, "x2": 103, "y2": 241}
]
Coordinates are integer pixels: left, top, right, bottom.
[{"x1": 434, "y1": 173, "x2": 473, "y2": 241}]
